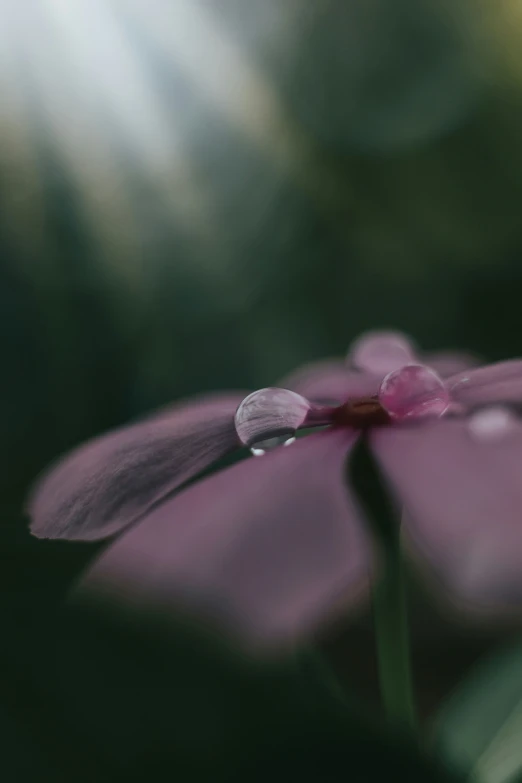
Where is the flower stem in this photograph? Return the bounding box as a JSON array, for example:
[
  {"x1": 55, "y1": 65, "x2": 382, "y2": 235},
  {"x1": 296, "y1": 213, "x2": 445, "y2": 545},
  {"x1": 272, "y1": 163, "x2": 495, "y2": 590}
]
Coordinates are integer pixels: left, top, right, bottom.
[
  {"x1": 350, "y1": 440, "x2": 417, "y2": 733},
  {"x1": 372, "y1": 533, "x2": 417, "y2": 732}
]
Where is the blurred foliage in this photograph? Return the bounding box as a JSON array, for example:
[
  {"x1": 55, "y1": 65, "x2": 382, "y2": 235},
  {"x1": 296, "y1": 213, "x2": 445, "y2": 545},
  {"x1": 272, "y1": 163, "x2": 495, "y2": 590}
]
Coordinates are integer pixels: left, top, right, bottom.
[
  {"x1": 2, "y1": 0, "x2": 522, "y2": 778},
  {"x1": 434, "y1": 639, "x2": 522, "y2": 783},
  {"x1": 1, "y1": 603, "x2": 464, "y2": 782}
]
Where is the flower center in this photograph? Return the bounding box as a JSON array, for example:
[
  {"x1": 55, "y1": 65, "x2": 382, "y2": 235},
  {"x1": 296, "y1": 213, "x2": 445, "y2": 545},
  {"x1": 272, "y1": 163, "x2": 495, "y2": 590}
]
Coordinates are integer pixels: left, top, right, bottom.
[
  {"x1": 331, "y1": 396, "x2": 391, "y2": 428},
  {"x1": 234, "y1": 363, "x2": 450, "y2": 456},
  {"x1": 332, "y1": 364, "x2": 451, "y2": 429}
]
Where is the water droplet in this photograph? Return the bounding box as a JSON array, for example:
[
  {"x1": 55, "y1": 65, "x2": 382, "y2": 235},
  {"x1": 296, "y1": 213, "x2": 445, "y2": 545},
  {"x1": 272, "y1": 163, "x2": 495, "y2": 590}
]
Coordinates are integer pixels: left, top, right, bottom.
[
  {"x1": 250, "y1": 435, "x2": 296, "y2": 457},
  {"x1": 468, "y1": 407, "x2": 517, "y2": 441},
  {"x1": 379, "y1": 364, "x2": 449, "y2": 421},
  {"x1": 349, "y1": 331, "x2": 416, "y2": 375},
  {"x1": 235, "y1": 388, "x2": 310, "y2": 455}
]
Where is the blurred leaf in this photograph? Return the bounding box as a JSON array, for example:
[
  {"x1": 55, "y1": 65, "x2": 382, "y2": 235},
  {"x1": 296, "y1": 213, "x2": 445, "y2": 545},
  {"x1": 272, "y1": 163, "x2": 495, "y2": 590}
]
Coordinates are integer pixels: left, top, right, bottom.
[
  {"x1": 2, "y1": 600, "x2": 463, "y2": 782},
  {"x1": 433, "y1": 639, "x2": 522, "y2": 783},
  {"x1": 234, "y1": 710, "x2": 462, "y2": 783},
  {"x1": 0, "y1": 604, "x2": 351, "y2": 781}
]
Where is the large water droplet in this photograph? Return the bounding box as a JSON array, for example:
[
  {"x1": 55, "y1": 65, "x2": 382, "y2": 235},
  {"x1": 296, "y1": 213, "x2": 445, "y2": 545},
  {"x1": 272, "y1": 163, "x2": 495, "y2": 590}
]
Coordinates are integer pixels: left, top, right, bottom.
[
  {"x1": 467, "y1": 407, "x2": 517, "y2": 442},
  {"x1": 235, "y1": 388, "x2": 310, "y2": 456},
  {"x1": 349, "y1": 331, "x2": 416, "y2": 375},
  {"x1": 379, "y1": 364, "x2": 449, "y2": 421}
]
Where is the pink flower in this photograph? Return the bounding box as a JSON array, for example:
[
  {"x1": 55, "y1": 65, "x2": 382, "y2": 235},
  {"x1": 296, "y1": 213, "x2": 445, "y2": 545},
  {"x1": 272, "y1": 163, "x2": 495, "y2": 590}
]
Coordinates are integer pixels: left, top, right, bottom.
[{"x1": 27, "y1": 331, "x2": 522, "y2": 648}]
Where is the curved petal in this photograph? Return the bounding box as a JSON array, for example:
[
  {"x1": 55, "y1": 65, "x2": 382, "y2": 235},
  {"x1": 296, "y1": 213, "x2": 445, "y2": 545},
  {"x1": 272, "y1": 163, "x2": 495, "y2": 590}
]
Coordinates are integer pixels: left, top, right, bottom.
[
  {"x1": 370, "y1": 419, "x2": 522, "y2": 615},
  {"x1": 424, "y1": 351, "x2": 479, "y2": 378},
  {"x1": 75, "y1": 429, "x2": 375, "y2": 649},
  {"x1": 348, "y1": 330, "x2": 416, "y2": 375},
  {"x1": 280, "y1": 360, "x2": 380, "y2": 403},
  {"x1": 448, "y1": 361, "x2": 522, "y2": 407},
  {"x1": 28, "y1": 394, "x2": 246, "y2": 542}
]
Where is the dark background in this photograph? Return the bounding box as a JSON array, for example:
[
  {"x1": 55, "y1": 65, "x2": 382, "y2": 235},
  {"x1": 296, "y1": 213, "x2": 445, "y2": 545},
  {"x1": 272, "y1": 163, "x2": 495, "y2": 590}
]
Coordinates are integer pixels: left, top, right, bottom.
[{"x1": 1, "y1": 0, "x2": 521, "y2": 779}]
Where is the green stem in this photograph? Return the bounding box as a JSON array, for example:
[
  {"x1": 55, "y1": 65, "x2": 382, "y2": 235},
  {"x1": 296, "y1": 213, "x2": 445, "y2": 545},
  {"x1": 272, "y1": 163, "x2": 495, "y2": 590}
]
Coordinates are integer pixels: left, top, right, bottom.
[
  {"x1": 373, "y1": 535, "x2": 417, "y2": 732},
  {"x1": 350, "y1": 440, "x2": 417, "y2": 733}
]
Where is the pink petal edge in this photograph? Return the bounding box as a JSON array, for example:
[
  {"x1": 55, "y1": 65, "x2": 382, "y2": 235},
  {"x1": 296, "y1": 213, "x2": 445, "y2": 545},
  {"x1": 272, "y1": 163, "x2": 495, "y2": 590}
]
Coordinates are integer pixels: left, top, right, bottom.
[
  {"x1": 74, "y1": 429, "x2": 375, "y2": 649},
  {"x1": 28, "y1": 393, "x2": 246, "y2": 542},
  {"x1": 448, "y1": 360, "x2": 522, "y2": 406},
  {"x1": 280, "y1": 359, "x2": 380, "y2": 403},
  {"x1": 424, "y1": 351, "x2": 479, "y2": 378},
  {"x1": 371, "y1": 418, "x2": 522, "y2": 615}
]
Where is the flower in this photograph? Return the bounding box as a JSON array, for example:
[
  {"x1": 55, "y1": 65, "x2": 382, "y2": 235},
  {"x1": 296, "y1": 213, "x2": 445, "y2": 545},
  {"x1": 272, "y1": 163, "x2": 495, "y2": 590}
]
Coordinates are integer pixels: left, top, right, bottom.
[{"x1": 27, "y1": 331, "x2": 522, "y2": 648}]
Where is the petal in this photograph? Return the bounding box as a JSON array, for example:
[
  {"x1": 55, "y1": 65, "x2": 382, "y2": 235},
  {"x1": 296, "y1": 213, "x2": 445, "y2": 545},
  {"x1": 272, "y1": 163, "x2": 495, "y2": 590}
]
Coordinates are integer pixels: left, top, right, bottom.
[
  {"x1": 280, "y1": 360, "x2": 380, "y2": 403},
  {"x1": 348, "y1": 330, "x2": 416, "y2": 375},
  {"x1": 28, "y1": 394, "x2": 246, "y2": 542},
  {"x1": 75, "y1": 429, "x2": 375, "y2": 649},
  {"x1": 447, "y1": 360, "x2": 522, "y2": 407},
  {"x1": 370, "y1": 419, "x2": 522, "y2": 614},
  {"x1": 424, "y1": 351, "x2": 479, "y2": 378}
]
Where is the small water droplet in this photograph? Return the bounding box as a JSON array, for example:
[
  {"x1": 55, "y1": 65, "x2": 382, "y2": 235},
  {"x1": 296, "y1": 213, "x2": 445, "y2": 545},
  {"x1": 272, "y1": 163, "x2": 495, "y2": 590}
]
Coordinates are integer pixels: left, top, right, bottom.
[
  {"x1": 379, "y1": 364, "x2": 449, "y2": 421},
  {"x1": 468, "y1": 407, "x2": 517, "y2": 441},
  {"x1": 250, "y1": 435, "x2": 296, "y2": 457},
  {"x1": 349, "y1": 331, "x2": 416, "y2": 375},
  {"x1": 235, "y1": 388, "x2": 310, "y2": 455}
]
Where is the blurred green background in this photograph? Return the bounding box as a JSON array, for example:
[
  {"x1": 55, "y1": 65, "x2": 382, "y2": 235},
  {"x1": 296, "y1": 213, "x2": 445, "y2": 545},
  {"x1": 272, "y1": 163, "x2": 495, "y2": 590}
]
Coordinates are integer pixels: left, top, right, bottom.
[{"x1": 2, "y1": 0, "x2": 522, "y2": 779}]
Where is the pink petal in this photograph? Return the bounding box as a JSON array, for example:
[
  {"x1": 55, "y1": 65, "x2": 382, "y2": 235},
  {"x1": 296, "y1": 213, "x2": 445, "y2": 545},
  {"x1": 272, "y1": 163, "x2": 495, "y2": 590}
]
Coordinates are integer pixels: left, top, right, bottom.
[
  {"x1": 447, "y1": 360, "x2": 522, "y2": 406},
  {"x1": 75, "y1": 429, "x2": 375, "y2": 649},
  {"x1": 424, "y1": 351, "x2": 479, "y2": 378},
  {"x1": 280, "y1": 359, "x2": 380, "y2": 403},
  {"x1": 370, "y1": 418, "x2": 522, "y2": 614},
  {"x1": 348, "y1": 330, "x2": 416, "y2": 375},
  {"x1": 28, "y1": 394, "x2": 246, "y2": 542}
]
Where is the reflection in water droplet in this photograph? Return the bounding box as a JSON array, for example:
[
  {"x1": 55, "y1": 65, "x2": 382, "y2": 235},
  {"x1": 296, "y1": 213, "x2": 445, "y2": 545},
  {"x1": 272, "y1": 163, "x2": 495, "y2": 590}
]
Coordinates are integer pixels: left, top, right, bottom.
[
  {"x1": 468, "y1": 407, "x2": 517, "y2": 442},
  {"x1": 235, "y1": 388, "x2": 310, "y2": 456},
  {"x1": 349, "y1": 331, "x2": 416, "y2": 375},
  {"x1": 379, "y1": 364, "x2": 449, "y2": 421},
  {"x1": 251, "y1": 435, "x2": 296, "y2": 457}
]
